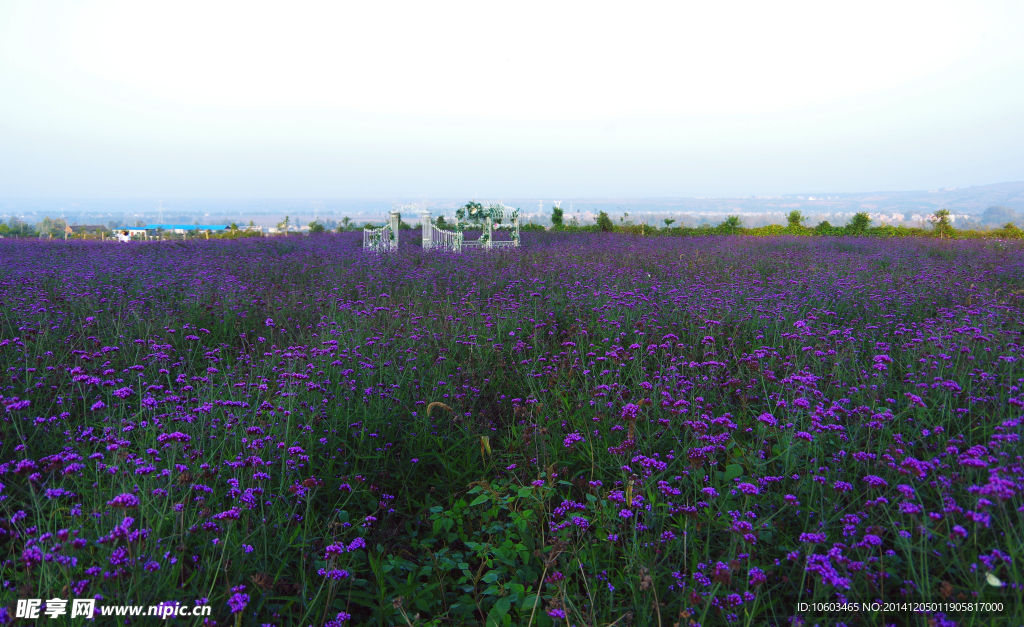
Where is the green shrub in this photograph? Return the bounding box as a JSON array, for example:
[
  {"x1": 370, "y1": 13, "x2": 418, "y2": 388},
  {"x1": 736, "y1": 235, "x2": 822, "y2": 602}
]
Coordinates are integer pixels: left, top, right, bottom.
[
  {"x1": 550, "y1": 205, "x2": 563, "y2": 228},
  {"x1": 846, "y1": 212, "x2": 871, "y2": 234}
]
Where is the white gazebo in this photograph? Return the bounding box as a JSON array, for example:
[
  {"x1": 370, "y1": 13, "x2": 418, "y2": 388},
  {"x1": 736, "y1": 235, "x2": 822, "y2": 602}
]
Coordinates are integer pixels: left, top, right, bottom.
[
  {"x1": 422, "y1": 202, "x2": 520, "y2": 252},
  {"x1": 362, "y1": 202, "x2": 521, "y2": 253}
]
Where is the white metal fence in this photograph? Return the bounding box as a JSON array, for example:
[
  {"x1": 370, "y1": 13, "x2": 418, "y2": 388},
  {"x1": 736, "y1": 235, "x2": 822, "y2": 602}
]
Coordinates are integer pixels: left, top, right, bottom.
[
  {"x1": 362, "y1": 210, "x2": 401, "y2": 253},
  {"x1": 362, "y1": 225, "x2": 393, "y2": 252},
  {"x1": 425, "y1": 223, "x2": 463, "y2": 252}
]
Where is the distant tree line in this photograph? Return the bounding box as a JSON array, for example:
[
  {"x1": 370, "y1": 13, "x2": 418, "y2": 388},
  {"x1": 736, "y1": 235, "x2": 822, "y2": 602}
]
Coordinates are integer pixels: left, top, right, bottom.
[
  {"x1": 546, "y1": 206, "x2": 1023, "y2": 239},
  {"x1": 4, "y1": 205, "x2": 1021, "y2": 240}
]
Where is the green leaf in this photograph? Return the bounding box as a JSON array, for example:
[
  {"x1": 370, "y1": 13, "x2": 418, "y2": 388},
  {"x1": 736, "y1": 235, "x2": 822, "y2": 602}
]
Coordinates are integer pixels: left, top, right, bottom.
[
  {"x1": 724, "y1": 463, "x2": 744, "y2": 481},
  {"x1": 470, "y1": 494, "x2": 490, "y2": 507},
  {"x1": 586, "y1": 493, "x2": 598, "y2": 502},
  {"x1": 482, "y1": 570, "x2": 501, "y2": 583},
  {"x1": 518, "y1": 487, "x2": 533, "y2": 498},
  {"x1": 494, "y1": 596, "x2": 511, "y2": 616}
]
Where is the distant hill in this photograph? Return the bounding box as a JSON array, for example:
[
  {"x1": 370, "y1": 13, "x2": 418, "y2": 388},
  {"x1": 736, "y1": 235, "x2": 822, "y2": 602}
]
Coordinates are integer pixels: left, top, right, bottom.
[{"x1": 845, "y1": 181, "x2": 1024, "y2": 215}]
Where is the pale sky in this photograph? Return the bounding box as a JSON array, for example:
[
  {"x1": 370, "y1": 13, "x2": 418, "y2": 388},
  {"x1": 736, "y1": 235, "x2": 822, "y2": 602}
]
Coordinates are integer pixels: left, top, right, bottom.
[{"x1": 1, "y1": 0, "x2": 1023, "y2": 198}]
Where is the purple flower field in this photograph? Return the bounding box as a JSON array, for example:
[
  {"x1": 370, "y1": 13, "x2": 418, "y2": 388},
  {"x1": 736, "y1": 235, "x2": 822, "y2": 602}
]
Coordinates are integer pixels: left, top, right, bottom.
[{"x1": 1, "y1": 232, "x2": 1022, "y2": 626}]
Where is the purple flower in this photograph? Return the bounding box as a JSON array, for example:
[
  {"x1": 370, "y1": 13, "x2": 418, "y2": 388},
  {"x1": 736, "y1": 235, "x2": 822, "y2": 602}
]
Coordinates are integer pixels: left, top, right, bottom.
[
  {"x1": 862, "y1": 475, "x2": 888, "y2": 489},
  {"x1": 212, "y1": 507, "x2": 240, "y2": 520},
  {"x1": 904, "y1": 393, "x2": 926, "y2": 408},
  {"x1": 621, "y1": 403, "x2": 640, "y2": 420},
  {"x1": 326, "y1": 612, "x2": 352, "y2": 627},
  {"x1": 227, "y1": 592, "x2": 249, "y2": 614},
  {"x1": 318, "y1": 568, "x2": 350, "y2": 580},
  {"x1": 974, "y1": 474, "x2": 1017, "y2": 501},
  {"x1": 20, "y1": 545, "x2": 43, "y2": 568},
  {"x1": 325, "y1": 543, "x2": 345, "y2": 557},
  {"x1": 799, "y1": 532, "x2": 827, "y2": 544},
  {"x1": 108, "y1": 493, "x2": 139, "y2": 509},
  {"x1": 749, "y1": 567, "x2": 767, "y2": 586},
  {"x1": 898, "y1": 502, "x2": 922, "y2": 514},
  {"x1": 563, "y1": 432, "x2": 585, "y2": 448}
]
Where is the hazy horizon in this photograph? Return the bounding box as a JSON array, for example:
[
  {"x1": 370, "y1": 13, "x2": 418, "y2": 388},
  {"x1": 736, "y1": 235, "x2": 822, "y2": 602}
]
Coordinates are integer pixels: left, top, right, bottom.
[{"x1": 5, "y1": 180, "x2": 1022, "y2": 231}]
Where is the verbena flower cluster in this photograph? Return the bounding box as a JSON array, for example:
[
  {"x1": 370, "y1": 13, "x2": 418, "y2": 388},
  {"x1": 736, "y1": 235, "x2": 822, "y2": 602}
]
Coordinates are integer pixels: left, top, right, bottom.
[{"x1": 0, "y1": 232, "x2": 1021, "y2": 625}]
